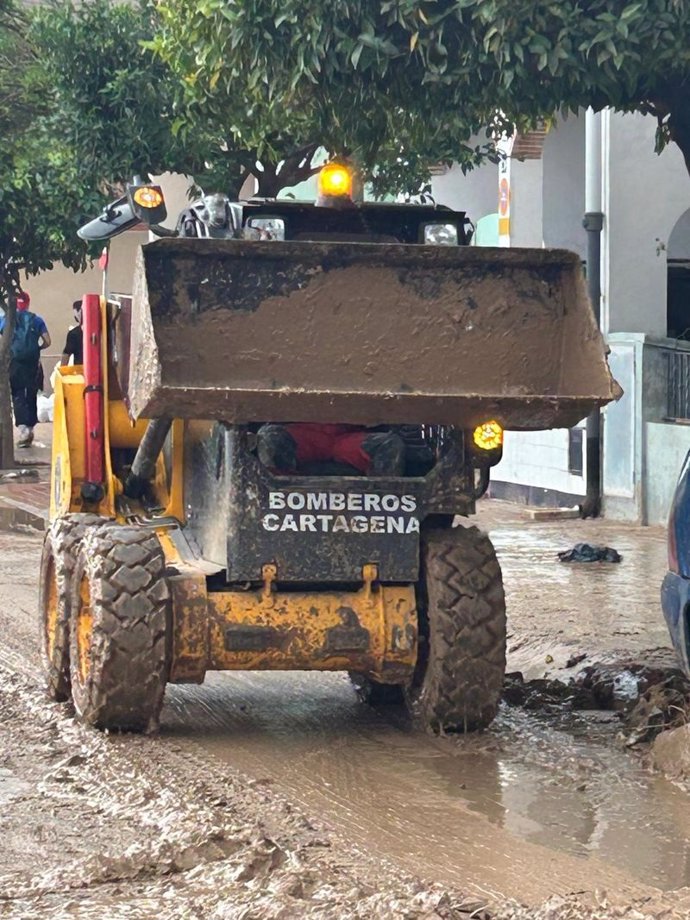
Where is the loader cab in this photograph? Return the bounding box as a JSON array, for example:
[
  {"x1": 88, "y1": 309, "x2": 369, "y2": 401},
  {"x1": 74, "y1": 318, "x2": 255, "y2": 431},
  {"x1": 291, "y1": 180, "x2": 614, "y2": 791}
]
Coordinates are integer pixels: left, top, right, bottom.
[
  {"x1": 237, "y1": 178, "x2": 475, "y2": 483},
  {"x1": 240, "y1": 159, "x2": 472, "y2": 246},
  {"x1": 240, "y1": 198, "x2": 473, "y2": 247}
]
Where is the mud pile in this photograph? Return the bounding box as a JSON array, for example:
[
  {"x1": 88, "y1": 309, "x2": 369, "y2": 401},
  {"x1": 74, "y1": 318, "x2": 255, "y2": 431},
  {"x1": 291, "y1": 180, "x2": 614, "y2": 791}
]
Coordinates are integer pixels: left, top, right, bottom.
[
  {"x1": 0, "y1": 664, "x2": 492, "y2": 920},
  {"x1": 503, "y1": 657, "x2": 690, "y2": 746}
]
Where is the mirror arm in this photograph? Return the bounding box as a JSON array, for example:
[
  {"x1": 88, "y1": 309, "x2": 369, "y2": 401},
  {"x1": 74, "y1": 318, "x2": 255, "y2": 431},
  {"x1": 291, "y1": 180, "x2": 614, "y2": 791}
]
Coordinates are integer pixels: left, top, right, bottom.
[{"x1": 149, "y1": 224, "x2": 178, "y2": 238}]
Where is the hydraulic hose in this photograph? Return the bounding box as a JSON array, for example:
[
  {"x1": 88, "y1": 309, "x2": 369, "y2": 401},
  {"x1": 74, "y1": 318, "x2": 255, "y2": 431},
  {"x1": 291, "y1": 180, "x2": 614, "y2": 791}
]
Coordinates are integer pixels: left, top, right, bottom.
[{"x1": 123, "y1": 417, "x2": 172, "y2": 500}]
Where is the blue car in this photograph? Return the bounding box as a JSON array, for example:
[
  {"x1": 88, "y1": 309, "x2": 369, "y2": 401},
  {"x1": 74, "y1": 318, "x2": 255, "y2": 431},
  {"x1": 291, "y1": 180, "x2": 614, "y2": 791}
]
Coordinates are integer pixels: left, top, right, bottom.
[{"x1": 662, "y1": 450, "x2": 690, "y2": 675}]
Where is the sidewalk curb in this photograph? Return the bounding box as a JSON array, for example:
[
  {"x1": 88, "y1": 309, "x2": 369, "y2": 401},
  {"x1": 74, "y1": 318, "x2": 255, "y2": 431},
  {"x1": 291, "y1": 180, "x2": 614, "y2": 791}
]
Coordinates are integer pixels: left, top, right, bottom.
[
  {"x1": 0, "y1": 495, "x2": 48, "y2": 532},
  {"x1": 0, "y1": 501, "x2": 47, "y2": 532},
  {"x1": 0, "y1": 469, "x2": 39, "y2": 484}
]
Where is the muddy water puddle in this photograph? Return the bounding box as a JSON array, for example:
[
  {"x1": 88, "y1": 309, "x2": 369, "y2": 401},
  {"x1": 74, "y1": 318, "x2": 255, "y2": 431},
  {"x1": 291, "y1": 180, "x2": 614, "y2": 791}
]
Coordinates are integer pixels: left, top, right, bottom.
[
  {"x1": 483, "y1": 513, "x2": 671, "y2": 674},
  {"x1": 160, "y1": 511, "x2": 681, "y2": 903},
  {"x1": 162, "y1": 671, "x2": 690, "y2": 903}
]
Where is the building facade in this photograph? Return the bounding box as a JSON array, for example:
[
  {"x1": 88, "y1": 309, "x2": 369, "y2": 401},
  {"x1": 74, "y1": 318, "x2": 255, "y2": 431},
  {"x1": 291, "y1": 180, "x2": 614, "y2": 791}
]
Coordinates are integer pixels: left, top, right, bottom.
[
  {"x1": 15, "y1": 115, "x2": 690, "y2": 525},
  {"x1": 432, "y1": 111, "x2": 690, "y2": 525}
]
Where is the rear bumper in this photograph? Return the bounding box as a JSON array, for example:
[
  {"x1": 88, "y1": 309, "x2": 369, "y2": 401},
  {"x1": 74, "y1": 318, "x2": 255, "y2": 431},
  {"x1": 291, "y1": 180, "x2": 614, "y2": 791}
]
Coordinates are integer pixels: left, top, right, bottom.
[
  {"x1": 661, "y1": 571, "x2": 690, "y2": 676},
  {"x1": 166, "y1": 563, "x2": 418, "y2": 686}
]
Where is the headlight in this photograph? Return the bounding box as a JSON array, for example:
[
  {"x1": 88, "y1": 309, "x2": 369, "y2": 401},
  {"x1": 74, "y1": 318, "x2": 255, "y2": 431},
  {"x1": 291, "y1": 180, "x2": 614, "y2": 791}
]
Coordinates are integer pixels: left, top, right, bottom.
[
  {"x1": 244, "y1": 217, "x2": 286, "y2": 241},
  {"x1": 422, "y1": 223, "x2": 459, "y2": 246}
]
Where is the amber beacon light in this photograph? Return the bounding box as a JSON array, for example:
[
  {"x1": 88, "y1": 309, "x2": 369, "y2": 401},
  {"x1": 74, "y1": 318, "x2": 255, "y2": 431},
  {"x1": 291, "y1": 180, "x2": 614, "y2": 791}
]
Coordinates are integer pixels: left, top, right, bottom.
[
  {"x1": 473, "y1": 420, "x2": 503, "y2": 451},
  {"x1": 318, "y1": 163, "x2": 353, "y2": 199}
]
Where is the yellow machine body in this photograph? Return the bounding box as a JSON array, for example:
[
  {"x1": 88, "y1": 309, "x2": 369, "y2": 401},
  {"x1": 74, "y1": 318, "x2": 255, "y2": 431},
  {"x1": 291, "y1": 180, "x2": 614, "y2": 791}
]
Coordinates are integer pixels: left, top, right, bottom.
[
  {"x1": 164, "y1": 557, "x2": 417, "y2": 685},
  {"x1": 49, "y1": 298, "x2": 418, "y2": 686}
]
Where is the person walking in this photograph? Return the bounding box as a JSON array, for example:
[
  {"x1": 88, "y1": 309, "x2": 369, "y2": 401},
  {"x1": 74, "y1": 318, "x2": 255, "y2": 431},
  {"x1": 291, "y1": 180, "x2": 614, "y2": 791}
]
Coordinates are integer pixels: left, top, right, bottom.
[{"x1": 0, "y1": 291, "x2": 51, "y2": 447}]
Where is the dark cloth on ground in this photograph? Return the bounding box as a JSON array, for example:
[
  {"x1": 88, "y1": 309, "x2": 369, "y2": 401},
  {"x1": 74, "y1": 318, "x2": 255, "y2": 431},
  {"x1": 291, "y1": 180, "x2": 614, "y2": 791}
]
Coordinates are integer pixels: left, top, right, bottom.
[{"x1": 558, "y1": 543, "x2": 622, "y2": 563}]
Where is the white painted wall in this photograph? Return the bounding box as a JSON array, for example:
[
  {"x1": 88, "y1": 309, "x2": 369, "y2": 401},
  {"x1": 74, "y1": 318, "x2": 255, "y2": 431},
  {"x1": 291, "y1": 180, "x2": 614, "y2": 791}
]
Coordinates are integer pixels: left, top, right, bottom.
[
  {"x1": 492, "y1": 428, "x2": 586, "y2": 499},
  {"x1": 509, "y1": 159, "x2": 544, "y2": 248},
  {"x1": 488, "y1": 112, "x2": 690, "y2": 514},
  {"x1": 603, "y1": 111, "x2": 689, "y2": 337},
  {"x1": 431, "y1": 162, "x2": 498, "y2": 225},
  {"x1": 542, "y1": 115, "x2": 586, "y2": 259},
  {"x1": 646, "y1": 421, "x2": 690, "y2": 525}
]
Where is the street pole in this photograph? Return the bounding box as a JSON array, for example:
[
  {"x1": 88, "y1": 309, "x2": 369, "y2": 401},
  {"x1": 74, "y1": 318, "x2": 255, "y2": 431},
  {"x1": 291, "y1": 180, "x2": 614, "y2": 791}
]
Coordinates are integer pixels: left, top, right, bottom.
[{"x1": 581, "y1": 109, "x2": 604, "y2": 518}]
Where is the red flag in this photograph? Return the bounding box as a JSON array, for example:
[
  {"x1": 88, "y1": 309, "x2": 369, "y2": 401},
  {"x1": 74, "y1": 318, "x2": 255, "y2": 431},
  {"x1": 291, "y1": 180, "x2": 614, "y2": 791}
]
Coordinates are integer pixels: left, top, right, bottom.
[{"x1": 98, "y1": 247, "x2": 109, "y2": 271}]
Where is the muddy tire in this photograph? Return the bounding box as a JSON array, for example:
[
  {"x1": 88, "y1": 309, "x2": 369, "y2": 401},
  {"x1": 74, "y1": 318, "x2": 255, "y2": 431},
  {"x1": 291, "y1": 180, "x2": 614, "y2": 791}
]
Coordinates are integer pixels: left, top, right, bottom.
[
  {"x1": 348, "y1": 672, "x2": 404, "y2": 705},
  {"x1": 38, "y1": 513, "x2": 107, "y2": 702},
  {"x1": 69, "y1": 525, "x2": 170, "y2": 732},
  {"x1": 405, "y1": 525, "x2": 506, "y2": 733}
]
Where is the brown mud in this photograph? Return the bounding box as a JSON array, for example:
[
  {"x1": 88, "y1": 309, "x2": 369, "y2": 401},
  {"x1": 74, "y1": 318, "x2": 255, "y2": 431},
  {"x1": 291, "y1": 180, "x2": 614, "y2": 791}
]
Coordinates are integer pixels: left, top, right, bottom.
[
  {"x1": 129, "y1": 240, "x2": 617, "y2": 427},
  {"x1": 2, "y1": 503, "x2": 690, "y2": 918}
]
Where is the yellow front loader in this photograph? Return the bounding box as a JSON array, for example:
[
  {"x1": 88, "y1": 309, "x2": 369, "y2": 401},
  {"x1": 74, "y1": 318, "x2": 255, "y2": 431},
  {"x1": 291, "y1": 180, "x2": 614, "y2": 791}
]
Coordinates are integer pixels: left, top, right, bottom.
[{"x1": 38, "y1": 173, "x2": 619, "y2": 733}]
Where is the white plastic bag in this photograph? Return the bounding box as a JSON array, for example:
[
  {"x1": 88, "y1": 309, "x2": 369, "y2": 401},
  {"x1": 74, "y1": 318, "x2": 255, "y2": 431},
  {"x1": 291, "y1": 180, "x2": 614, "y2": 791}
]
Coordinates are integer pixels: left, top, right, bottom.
[{"x1": 37, "y1": 393, "x2": 54, "y2": 423}]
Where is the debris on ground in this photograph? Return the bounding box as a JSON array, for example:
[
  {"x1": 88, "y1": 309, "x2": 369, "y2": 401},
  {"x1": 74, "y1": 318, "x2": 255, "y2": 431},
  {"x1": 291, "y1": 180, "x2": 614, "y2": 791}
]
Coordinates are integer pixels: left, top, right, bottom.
[
  {"x1": 653, "y1": 723, "x2": 690, "y2": 785},
  {"x1": 0, "y1": 663, "x2": 493, "y2": 920},
  {"x1": 0, "y1": 468, "x2": 39, "y2": 484},
  {"x1": 503, "y1": 659, "x2": 690, "y2": 746},
  {"x1": 557, "y1": 543, "x2": 622, "y2": 563}
]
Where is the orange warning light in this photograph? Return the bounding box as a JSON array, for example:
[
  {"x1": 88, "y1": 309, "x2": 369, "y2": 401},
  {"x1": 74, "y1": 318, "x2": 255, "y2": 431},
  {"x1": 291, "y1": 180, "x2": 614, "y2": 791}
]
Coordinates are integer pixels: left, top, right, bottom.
[
  {"x1": 473, "y1": 420, "x2": 504, "y2": 451},
  {"x1": 318, "y1": 163, "x2": 353, "y2": 199}
]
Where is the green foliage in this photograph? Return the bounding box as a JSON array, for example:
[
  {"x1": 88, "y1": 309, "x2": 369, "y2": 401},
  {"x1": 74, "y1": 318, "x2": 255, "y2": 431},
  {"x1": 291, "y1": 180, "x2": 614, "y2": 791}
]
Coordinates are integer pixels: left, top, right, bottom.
[
  {"x1": 30, "y1": 0, "x2": 314, "y2": 198},
  {"x1": 0, "y1": 0, "x2": 93, "y2": 297},
  {"x1": 30, "y1": 0, "x2": 208, "y2": 190},
  {"x1": 153, "y1": 0, "x2": 503, "y2": 196},
  {"x1": 154, "y1": 0, "x2": 690, "y2": 184}
]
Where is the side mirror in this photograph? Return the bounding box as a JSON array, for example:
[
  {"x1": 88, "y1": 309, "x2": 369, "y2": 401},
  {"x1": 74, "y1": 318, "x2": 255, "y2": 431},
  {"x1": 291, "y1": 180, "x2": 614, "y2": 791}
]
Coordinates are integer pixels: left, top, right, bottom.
[
  {"x1": 77, "y1": 194, "x2": 135, "y2": 242},
  {"x1": 77, "y1": 183, "x2": 168, "y2": 242}
]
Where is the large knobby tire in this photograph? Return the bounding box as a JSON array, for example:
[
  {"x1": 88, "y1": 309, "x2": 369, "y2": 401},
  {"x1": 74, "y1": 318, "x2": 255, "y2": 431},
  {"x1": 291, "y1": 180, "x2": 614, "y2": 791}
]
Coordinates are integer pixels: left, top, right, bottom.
[
  {"x1": 38, "y1": 513, "x2": 107, "y2": 702},
  {"x1": 405, "y1": 525, "x2": 506, "y2": 733},
  {"x1": 69, "y1": 525, "x2": 170, "y2": 732}
]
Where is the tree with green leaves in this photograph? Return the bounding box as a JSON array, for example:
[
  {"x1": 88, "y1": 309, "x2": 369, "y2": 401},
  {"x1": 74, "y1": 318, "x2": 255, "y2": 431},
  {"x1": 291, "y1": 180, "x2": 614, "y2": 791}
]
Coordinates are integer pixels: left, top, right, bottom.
[
  {"x1": 32, "y1": 0, "x2": 403, "y2": 199},
  {"x1": 29, "y1": 0, "x2": 212, "y2": 195},
  {"x1": 153, "y1": 0, "x2": 690, "y2": 181},
  {"x1": 152, "y1": 0, "x2": 502, "y2": 197},
  {"x1": 0, "y1": 0, "x2": 215, "y2": 467},
  {"x1": 0, "y1": 0, "x2": 103, "y2": 467}
]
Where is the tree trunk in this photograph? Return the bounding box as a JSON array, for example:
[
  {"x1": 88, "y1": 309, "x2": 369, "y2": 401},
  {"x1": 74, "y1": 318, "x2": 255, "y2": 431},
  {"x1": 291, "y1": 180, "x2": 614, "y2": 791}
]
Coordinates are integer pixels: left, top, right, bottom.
[
  {"x1": 0, "y1": 284, "x2": 16, "y2": 470},
  {"x1": 256, "y1": 145, "x2": 322, "y2": 198}
]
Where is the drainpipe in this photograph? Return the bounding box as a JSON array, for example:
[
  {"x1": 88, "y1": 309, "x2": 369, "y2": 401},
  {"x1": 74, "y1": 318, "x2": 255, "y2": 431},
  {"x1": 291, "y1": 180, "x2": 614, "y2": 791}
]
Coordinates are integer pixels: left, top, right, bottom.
[{"x1": 581, "y1": 109, "x2": 604, "y2": 519}]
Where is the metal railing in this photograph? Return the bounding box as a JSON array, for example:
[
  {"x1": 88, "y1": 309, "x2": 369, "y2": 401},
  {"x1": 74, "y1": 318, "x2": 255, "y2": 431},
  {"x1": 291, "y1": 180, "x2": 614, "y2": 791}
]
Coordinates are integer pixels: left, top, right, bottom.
[{"x1": 666, "y1": 349, "x2": 690, "y2": 420}]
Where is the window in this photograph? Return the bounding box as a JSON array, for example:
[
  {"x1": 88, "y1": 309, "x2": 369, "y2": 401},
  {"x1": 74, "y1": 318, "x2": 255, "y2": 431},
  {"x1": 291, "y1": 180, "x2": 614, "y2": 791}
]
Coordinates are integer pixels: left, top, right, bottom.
[{"x1": 568, "y1": 428, "x2": 583, "y2": 476}]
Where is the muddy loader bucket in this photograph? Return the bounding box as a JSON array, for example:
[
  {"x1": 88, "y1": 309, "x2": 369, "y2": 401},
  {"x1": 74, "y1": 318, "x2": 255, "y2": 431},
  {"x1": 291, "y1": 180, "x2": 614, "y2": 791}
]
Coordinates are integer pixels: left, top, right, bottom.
[{"x1": 126, "y1": 239, "x2": 619, "y2": 428}]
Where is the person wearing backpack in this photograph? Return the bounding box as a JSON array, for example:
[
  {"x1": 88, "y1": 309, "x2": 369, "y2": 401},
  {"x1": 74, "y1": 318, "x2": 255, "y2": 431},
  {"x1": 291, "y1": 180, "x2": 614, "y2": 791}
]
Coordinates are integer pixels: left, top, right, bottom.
[{"x1": 0, "y1": 291, "x2": 51, "y2": 447}]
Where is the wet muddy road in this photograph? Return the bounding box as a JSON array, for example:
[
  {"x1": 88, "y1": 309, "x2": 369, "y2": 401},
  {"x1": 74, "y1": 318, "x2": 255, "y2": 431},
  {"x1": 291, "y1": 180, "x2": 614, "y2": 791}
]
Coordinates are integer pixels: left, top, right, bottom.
[
  {"x1": 161, "y1": 504, "x2": 686, "y2": 905},
  {"x1": 3, "y1": 501, "x2": 690, "y2": 918}
]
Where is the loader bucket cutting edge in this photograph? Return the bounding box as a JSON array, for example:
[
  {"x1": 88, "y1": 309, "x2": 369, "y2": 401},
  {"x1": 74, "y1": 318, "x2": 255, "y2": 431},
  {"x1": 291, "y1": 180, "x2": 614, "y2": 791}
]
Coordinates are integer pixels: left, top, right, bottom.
[{"x1": 125, "y1": 239, "x2": 620, "y2": 429}]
